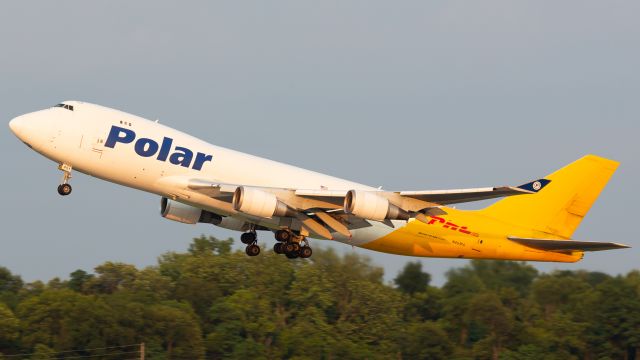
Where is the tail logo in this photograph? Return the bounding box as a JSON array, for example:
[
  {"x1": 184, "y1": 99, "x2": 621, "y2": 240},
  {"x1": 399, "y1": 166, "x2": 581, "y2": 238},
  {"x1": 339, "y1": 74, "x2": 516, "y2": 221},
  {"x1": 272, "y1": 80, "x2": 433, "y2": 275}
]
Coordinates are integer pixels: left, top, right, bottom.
[{"x1": 532, "y1": 181, "x2": 542, "y2": 191}]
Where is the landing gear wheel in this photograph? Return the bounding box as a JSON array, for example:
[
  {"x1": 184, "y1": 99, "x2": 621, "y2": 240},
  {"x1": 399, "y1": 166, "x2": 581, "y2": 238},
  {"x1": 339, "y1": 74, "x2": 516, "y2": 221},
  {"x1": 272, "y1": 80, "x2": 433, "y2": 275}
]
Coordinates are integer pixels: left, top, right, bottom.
[
  {"x1": 283, "y1": 242, "x2": 300, "y2": 259},
  {"x1": 57, "y1": 184, "x2": 72, "y2": 196},
  {"x1": 273, "y1": 243, "x2": 284, "y2": 254},
  {"x1": 285, "y1": 251, "x2": 299, "y2": 259},
  {"x1": 245, "y1": 244, "x2": 260, "y2": 256},
  {"x1": 300, "y1": 246, "x2": 313, "y2": 258},
  {"x1": 274, "y1": 230, "x2": 291, "y2": 242},
  {"x1": 241, "y1": 232, "x2": 257, "y2": 245},
  {"x1": 284, "y1": 242, "x2": 296, "y2": 254}
]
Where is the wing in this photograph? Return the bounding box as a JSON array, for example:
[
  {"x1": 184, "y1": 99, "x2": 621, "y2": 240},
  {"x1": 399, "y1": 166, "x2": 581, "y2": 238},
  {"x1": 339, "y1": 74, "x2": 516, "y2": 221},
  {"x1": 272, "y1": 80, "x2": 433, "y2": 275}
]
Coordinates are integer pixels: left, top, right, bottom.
[
  {"x1": 160, "y1": 175, "x2": 550, "y2": 239},
  {"x1": 508, "y1": 236, "x2": 630, "y2": 252},
  {"x1": 183, "y1": 178, "x2": 549, "y2": 210},
  {"x1": 398, "y1": 179, "x2": 551, "y2": 205}
]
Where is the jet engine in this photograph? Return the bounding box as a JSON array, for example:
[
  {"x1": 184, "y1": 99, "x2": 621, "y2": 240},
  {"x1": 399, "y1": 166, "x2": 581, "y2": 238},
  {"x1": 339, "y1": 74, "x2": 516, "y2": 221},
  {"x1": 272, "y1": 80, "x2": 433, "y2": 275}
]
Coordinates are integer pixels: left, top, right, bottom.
[
  {"x1": 344, "y1": 190, "x2": 410, "y2": 221},
  {"x1": 160, "y1": 197, "x2": 222, "y2": 225},
  {"x1": 232, "y1": 186, "x2": 296, "y2": 218}
]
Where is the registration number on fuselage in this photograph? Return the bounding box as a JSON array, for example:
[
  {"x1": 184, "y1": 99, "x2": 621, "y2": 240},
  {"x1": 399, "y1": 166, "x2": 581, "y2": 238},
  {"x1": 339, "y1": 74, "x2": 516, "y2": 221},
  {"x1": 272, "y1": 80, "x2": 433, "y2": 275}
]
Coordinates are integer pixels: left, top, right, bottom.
[{"x1": 104, "y1": 125, "x2": 213, "y2": 171}]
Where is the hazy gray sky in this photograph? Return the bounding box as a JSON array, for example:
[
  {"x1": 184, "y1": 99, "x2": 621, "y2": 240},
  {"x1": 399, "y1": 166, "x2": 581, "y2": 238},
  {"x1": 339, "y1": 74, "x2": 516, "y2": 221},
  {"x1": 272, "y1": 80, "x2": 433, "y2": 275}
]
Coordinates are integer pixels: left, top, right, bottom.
[{"x1": 1, "y1": 1, "x2": 638, "y2": 285}]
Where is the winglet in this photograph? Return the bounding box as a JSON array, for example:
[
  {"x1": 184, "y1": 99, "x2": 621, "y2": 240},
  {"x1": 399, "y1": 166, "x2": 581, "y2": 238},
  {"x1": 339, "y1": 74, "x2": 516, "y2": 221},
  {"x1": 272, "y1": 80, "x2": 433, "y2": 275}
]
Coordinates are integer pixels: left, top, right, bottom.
[{"x1": 517, "y1": 179, "x2": 551, "y2": 193}]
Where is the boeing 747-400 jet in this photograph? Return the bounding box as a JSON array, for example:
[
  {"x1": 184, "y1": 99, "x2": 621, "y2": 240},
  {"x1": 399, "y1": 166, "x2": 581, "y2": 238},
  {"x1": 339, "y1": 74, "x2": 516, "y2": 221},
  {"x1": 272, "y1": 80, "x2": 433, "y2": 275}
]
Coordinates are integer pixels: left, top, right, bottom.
[{"x1": 8, "y1": 101, "x2": 629, "y2": 260}]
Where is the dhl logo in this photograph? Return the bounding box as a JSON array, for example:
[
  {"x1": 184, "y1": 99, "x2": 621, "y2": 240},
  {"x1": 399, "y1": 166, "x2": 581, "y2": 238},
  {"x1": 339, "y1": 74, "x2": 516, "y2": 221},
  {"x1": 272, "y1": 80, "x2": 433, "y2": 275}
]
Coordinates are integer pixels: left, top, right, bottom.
[{"x1": 426, "y1": 216, "x2": 479, "y2": 237}]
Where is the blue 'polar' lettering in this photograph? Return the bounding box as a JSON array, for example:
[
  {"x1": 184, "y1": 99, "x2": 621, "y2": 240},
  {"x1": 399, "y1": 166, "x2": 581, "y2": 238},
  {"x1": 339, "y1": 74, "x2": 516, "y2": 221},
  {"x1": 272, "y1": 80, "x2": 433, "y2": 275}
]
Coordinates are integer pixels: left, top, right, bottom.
[{"x1": 105, "y1": 125, "x2": 213, "y2": 170}]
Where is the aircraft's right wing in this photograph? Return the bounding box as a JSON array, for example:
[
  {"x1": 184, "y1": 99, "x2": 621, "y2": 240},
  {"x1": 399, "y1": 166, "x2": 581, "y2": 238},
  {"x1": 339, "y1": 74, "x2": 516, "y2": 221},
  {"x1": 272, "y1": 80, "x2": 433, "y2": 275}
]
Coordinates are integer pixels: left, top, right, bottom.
[
  {"x1": 508, "y1": 236, "x2": 630, "y2": 252},
  {"x1": 399, "y1": 179, "x2": 551, "y2": 205}
]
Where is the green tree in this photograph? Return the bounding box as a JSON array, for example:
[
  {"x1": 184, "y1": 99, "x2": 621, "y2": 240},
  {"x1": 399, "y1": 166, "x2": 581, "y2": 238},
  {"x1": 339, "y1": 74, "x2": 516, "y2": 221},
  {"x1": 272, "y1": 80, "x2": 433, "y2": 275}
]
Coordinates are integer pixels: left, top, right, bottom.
[
  {"x1": 0, "y1": 303, "x2": 19, "y2": 353},
  {"x1": 394, "y1": 261, "x2": 431, "y2": 295},
  {"x1": 207, "y1": 289, "x2": 276, "y2": 359},
  {"x1": 532, "y1": 274, "x2": 590, "y2": 319},
  {"x1": 468, "y1": 260, "x2": 538, "y2": 296},
  {"x1": 17, "y1": 289, "x2": 119, "y2": 353},
  {"x1": 442, "y1": 265, "x2": 485, "y2": 346},
  {"x1": 403, "y1": 286, "x2": 444, "y2": 321},
  {"x1": 465, "y1": 291, "x2": 514, "y2": 360},
  {"x1": 0, "y1": 267, "x2": 23, "y2": 307},
  {"x1": 579, "y1": 277, "x2": 640, "y2": 359},
  {"x1": 68, "y1": 269, "x2": 94, "y2": 292},
  {"x1": 86, "y1": 262, "x2": 138, "y2": 294},
  {"x1": 146, "y1": 302, "x2": 205, "y2": 360},
  {"x1": 30, "y1": 344, "x2": 55, "y2": 360},
  {"x1": 2, "y1": 235, "x2": 640, "y2": 359},
  {"x1": 189, "y1": 235, "x2": 234, "y2": 256},
  {"x1": 400, "y1": 321, "x2": 453, "y2": 359},
  {"x1": 0, "y1": 267, "x2": 22, "y2": 293}
]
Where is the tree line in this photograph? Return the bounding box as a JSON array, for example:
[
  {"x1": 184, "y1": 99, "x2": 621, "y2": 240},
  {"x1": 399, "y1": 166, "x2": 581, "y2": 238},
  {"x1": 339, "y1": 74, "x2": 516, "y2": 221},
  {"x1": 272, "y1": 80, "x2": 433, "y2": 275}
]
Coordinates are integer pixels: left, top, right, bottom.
[{"x1": 0, "y1": 235, "x2": 639, "y2": 359}]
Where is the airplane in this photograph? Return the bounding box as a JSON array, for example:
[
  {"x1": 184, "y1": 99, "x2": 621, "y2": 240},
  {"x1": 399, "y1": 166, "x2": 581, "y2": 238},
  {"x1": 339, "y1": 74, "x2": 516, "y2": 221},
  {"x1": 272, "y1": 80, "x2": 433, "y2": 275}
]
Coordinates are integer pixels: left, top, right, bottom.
[{"x1": 8, "y1": 101, "x2": 629, "y2": 261}]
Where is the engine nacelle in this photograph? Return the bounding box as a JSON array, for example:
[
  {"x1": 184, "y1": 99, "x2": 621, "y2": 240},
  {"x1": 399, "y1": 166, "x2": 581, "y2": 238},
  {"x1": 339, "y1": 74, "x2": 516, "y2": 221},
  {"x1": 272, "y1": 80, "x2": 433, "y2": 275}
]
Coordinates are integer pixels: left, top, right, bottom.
[
  {"x1": 160, "y1": 197, "x2": 222, "y2": 225},
  {"x1": 344, "y1": 190, "x2": 410, "y2": 221},
  {"x1": 232, "y1": 186, "x2": 295, "y2": 218}
]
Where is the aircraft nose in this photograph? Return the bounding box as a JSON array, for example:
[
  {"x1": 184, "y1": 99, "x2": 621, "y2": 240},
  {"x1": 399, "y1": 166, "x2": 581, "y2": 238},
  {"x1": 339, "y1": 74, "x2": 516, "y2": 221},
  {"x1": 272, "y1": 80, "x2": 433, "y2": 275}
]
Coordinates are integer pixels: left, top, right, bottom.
[
  {"x1": 8, "y1": 115, "x2": 25, "y2": 137},
  {"x1": 8, "y1": 113, "x2": 40, "y2": 143}
]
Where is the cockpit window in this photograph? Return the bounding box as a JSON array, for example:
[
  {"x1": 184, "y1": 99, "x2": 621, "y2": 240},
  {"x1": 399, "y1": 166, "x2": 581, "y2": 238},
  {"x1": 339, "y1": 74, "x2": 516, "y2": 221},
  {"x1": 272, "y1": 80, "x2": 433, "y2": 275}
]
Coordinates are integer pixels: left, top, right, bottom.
[{"x1": 54, "y1": 103, "x2": 74, "y2": 111}]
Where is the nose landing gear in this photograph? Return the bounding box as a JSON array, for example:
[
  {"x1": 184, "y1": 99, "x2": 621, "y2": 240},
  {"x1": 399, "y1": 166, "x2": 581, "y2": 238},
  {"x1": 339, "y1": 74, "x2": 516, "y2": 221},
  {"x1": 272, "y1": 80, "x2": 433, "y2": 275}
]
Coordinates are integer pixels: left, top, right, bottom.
[{"x1": 57, "y1": 163, "x2": 73, "y2": 196}]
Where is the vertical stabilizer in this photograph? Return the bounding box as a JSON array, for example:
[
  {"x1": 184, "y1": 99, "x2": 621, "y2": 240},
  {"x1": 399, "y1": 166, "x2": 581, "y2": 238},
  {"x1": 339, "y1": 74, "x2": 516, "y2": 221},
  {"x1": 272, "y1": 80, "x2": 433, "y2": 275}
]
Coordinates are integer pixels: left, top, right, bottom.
[{"x1": 481, "y1": 155, "x2": 619, "y2": 238}]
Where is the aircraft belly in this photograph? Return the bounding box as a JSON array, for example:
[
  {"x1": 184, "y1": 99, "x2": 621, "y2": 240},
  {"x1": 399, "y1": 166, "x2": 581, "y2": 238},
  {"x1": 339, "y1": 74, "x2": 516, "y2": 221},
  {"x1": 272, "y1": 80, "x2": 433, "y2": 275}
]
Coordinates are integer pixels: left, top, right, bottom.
[{"x1": 357, "y1": 216, "x2": 582, "y2": 262}]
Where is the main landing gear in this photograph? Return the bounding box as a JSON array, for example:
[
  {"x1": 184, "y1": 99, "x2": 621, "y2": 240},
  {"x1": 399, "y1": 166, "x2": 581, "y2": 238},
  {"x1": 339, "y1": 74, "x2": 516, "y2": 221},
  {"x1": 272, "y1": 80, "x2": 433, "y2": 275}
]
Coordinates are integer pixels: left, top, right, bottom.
[
  {"x1": 273, "y1": 229, "x2": 312, "y2": 259},
  {"x1": 241, "y1": 231, "x2": 260, "y2": 256},
  {"x1": 240, "y1": 228, "x2": 313, "y2": 259},
  {"x1": 57, "y1": 163, "x2": 73, "y2": 196}
]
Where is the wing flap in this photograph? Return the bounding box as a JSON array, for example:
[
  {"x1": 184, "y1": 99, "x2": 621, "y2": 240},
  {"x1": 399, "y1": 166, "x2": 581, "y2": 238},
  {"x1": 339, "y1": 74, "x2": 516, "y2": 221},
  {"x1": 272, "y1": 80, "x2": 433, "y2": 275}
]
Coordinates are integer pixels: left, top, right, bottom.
[
  {"x1": 314, "y1": 211, "x2": 352, "y2": 237},
  {"x1": 508, "y1": 236, "x2": 630, "y2": 252}
]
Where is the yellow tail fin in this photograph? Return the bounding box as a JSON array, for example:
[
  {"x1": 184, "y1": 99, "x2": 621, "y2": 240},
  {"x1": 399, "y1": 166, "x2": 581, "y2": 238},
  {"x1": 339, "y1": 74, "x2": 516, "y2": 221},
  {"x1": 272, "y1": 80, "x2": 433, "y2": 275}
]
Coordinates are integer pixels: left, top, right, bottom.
[{"x1": 481, "y1": 155, "x2": 619, "y2": 238}]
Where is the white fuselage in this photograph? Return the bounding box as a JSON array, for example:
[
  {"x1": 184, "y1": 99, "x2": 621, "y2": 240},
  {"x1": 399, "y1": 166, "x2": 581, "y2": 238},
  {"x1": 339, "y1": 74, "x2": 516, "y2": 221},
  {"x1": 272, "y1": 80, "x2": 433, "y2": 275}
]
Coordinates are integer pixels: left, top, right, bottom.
[{"x1": 9, "y1": 101, "x2": 389, "y2": 246}]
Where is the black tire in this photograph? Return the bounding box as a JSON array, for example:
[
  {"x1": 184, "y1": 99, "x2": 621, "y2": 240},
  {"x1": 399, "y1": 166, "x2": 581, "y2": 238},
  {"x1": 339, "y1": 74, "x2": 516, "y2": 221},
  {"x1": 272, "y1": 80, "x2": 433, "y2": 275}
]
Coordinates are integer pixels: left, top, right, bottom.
[
  {"x1": 292, "y1": 243, "x2": 301, "y2": 252},
  {"x1": 284, "y1": 242, "x2": 296, "y2": 254},
  {"x1": 241, "y1": 232, "x2": 257, "y2": 244},
  {"x1": 275, "y1": 230, "x2": 291, "y2": 242},
  {"x1": 57, "y1": 184, "x2": 72, "y2": 196},
  {"x1": 273, "y1": 243, "x2": 283, "y2": 254},
  {"x1": 285, "y1": 252, "x2": 299, "y2": 259},
  {"x1": 245, "y1": 244, "x2": 260, "y2": 256},
  {"x1": 300, "y1": 246, "x2": 313, "y2": 258}
]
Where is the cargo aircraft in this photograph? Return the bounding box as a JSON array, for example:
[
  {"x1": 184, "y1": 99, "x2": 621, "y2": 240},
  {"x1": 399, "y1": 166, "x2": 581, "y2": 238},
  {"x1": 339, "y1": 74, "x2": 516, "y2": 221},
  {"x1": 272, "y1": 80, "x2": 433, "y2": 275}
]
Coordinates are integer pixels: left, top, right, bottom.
[{"x1": 9, "y1": 101, "x2": 629, "y2": 260}]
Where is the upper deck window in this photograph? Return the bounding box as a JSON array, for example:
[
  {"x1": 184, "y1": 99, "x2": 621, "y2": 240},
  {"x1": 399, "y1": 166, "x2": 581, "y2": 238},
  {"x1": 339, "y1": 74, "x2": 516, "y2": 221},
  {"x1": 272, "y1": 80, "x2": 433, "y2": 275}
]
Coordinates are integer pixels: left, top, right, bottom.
[{"x1": 54, "y1": 103, "x2": 74, "y2": 111}]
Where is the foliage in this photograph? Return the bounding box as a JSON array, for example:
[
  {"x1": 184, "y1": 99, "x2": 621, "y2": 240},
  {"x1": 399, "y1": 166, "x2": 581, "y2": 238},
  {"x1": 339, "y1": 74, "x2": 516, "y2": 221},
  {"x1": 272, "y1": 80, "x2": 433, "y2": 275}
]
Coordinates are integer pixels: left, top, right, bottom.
[
  {"x1": 394, "y1": 261, "x2": 431, "y2": 295},
  {"x1": 0, "y1": 237, "x2": 638, "y2": 359}
]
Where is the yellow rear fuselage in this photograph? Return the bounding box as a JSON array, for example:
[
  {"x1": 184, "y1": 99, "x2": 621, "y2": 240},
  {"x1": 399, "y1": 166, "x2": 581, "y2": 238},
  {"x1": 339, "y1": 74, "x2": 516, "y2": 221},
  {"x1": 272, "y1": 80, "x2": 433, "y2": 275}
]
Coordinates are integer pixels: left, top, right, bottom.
[{"x1": 362, "y1": 208, "x2": 582, "y2": 262}]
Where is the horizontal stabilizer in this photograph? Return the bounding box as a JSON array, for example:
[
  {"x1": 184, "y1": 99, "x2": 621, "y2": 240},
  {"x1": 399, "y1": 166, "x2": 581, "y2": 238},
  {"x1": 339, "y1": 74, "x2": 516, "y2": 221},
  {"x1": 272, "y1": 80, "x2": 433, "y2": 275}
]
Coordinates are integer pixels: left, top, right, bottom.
[{"x1": 508, "y1": 236, "x2": 630, "y2": 252}]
